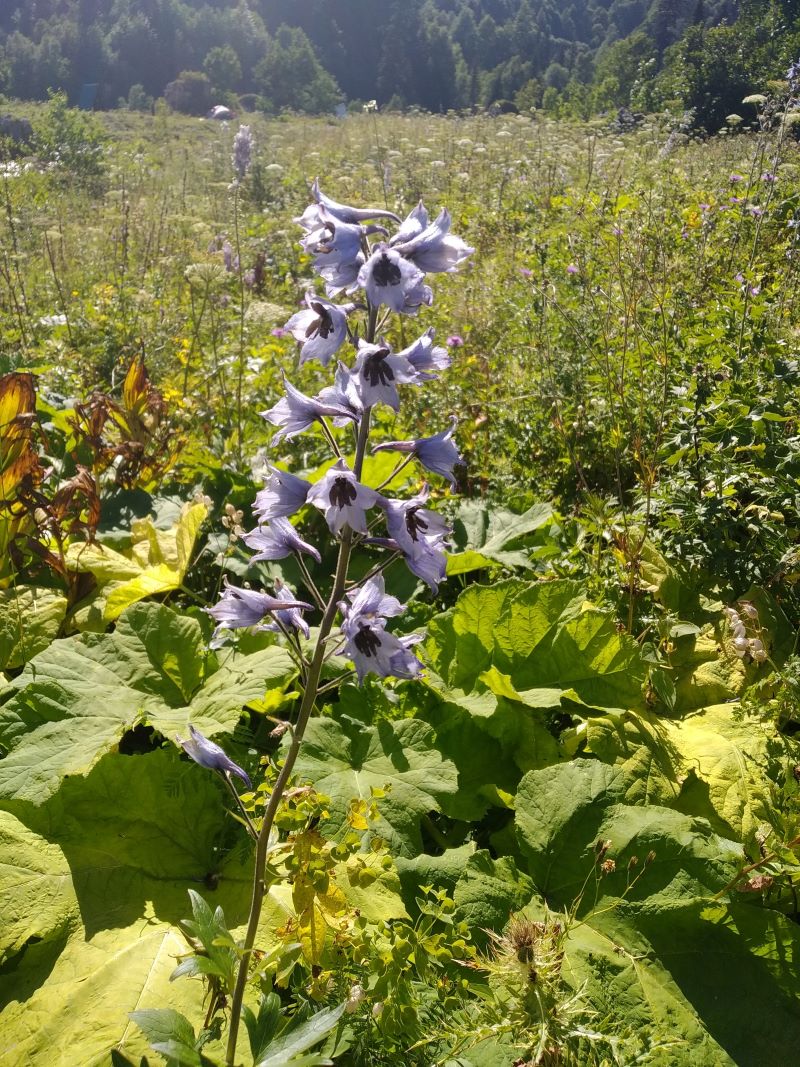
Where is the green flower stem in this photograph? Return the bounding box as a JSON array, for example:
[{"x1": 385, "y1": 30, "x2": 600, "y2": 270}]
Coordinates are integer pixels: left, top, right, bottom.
[
  {"x1": 374, "y1": 452, "x2": 414, "y2": 492},
  {"x1": 224, "y1": 320, "x2": 377, "y2": 1064}
]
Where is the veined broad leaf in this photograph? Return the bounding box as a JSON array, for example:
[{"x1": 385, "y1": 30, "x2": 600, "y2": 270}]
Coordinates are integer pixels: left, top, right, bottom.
[
  {"x1": 0, "y1": 748, "x2": 255, "y2": 1066},
  {"x1": 515, "y1": 758, "x2": 740, "y2": 909},
  {"x1": 0, "y1": 602, "x2": 294, "y2": 803},
  {"x1": 292, "y1": 717, "x2": 458, "y2": 856},
  {"x1": 0, "y1": 586, "x2": 67, "y2": 671},
  {"x1": 447, "y1": 500, "x2": 556, "y2": 574},
  {"x1": 426, "y1": 579, "x2": 644, "y2": 710}
]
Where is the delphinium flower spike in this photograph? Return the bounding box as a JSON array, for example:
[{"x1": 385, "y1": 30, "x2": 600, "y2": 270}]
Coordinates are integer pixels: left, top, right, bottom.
[
  {"x1": 232, "y1": 125, "x2": 254, "y2": 182},
  {"x1": 217, "y1": 177, "x2": 474, "y2": 1064}
]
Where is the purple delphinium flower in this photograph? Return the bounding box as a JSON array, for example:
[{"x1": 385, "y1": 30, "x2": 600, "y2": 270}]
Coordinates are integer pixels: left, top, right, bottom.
[
  {"x1": 271, "y1": 326, "x2": 288, "y2": 338},
  {"x1": 391, "y1": 207, "x2": 474, "y2": 274},
  {"x1": 295, "y1": 178, "x2": 401, "y2": 231},
  {"x1": 267, "y1": 578, "x2": 311, "y2": 639},
  {"x1": 730, "y1": 173, "x2": 744, "y2": 183},
  {"x1": 343, "y1": 623, "x2": 423, "y2": 683},
  {"x1": 307, "y1": 459, "x2": 384, "y2": 535},
  {"x1": 340, "y1": 574, "x2": 404, "y2": 636},
  {"x1": 339, "y1": 575, "x2": 422, "y2": 683},
  {"x1": 302, "y1": 212, "x2": 366, "y2": 295},
  {"x1": 206, "y1": 578, "x2": 312, "y2": 647},
  {"x1": 232, "y1": 124, "x2": 254, "y2": 181},
  {"x1": 253, "y1": 466, "x2": 311, "y2": 522},
  {"x1": 446, "y1": 335, "x2": 463, "y2": 348},
  {"x1": 373, "y1": 418, "x2": 462, "y2": 489},
  {"x1": 357, "y1": 245, "x2": 432, "y2": 315},
  {"x1": 382, "y1": 489, "x2": 450, "y2": 592},
  {"x1": 243, "y1": 515, "x2": 321, "y2": 564},
  {"x1": 352, "y1": 339, "x2": 419, "y2": 411},
  {"x1": 261, "y1": 375, "x2": 358, "y2": 442},
  {"x1": 284, "y1": 291, "x2": 351, "y2": 366},
  {"x1": 390, "y1": 201, "x2": 429, "y2": 245},
  {"x1": 316, "y1": 361, "x2": 363, "y2": 425},
  {"x1": 177, "y1": 724, "x2": 252, "y2": 789},
  {"x1": 566, "y1": 263, "x2": 578, "y2": 275},
  {"x1": 398, "y1": 328, "x2": 450, "y2": 379}
]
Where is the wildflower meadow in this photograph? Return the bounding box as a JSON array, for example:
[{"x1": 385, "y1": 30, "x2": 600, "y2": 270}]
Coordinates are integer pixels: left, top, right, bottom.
[{"x1": 2, "y1": 97, "x2": 800, "y2": 1066}]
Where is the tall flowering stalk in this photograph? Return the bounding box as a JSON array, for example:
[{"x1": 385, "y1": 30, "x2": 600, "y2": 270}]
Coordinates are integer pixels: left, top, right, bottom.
[{"x1": 195, "y1": 177, "x2": 472, "y2": 1065}]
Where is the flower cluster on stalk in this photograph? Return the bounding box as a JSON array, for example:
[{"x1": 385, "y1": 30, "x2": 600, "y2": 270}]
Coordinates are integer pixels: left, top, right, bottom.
[{"x1": 203, "y1": 178, "x2": 472, "y2": 691}]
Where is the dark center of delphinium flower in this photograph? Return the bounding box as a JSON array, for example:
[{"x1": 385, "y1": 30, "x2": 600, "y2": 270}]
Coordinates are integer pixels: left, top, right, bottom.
[
  {"x1": 372, "y1": 252, "x2": 402, "y2": 287},
  {"x1": 318, "y1": 222, "x2": 337, "y2": 253},
  {"x1": 404, "y1": 505, "x2": 429, "y2": 542},
  {"x1": 363, "y1": 348, "x2": 394, "y2": 387},
  {"x1": 354, "y1": 625, "x2": 381, "y2": 658},
  {"x1": 307, "y1": 302, "x2": 334, "y2": 339},
  {"x1": 329, "y1": 476, "x2": 358, "y2": 509}
]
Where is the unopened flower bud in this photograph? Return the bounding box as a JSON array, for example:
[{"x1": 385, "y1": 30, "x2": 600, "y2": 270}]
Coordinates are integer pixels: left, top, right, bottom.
[
  {"x1": 345, "y1": 984, "x2": 365, "y2": 1014},
  {"x1": 372, "y1": 1002, "x2": 383, "y2": 1019},
  {"x1": 645, "y1": 850, "x2": 657, "y2": 865},
  {"x1": 740, "y1": 602, "x2": 758, "y2": 619},
  {"x1": 749, "y1": 638, "x2": 764, "y2": 653}
]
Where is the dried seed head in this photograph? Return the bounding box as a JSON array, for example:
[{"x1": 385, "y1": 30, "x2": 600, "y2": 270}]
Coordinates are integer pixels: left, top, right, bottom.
[{"x1": 600, "y1": 859, "x2": 617, "y2": 876}]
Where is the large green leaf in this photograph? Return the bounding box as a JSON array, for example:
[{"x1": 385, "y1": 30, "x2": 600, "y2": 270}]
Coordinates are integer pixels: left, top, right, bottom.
[
  {"x1": 452, "y1": 851, "x2": 535, "y2": 936},
  {"x1": 0, "y1": 586, "x2": 67, "y2": 671},
  {"x1": 0, "y1": 602, "x2": 294, "y2": 803},
  {"x1": 0, "y1": 748, "x2": 253, "y2": 1066},
  {"x1": 513, "y1": 758, "x2": 800, "y2": 1063},
  {"x1": 514, "y1": 758, "x2": 740, "y2": 909},
  {"x1": 426, "y1": 580, "x2": 644, "y2": 711},
  {"x1": 447, "y1": 501, "x2": 555, "y2": 574},
  {"x1": 664, "y1": 704, "x2": 780, "y2": 840},
  {"x1": 292, "y1": 716, "x2": 459, "y2": 856}
]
